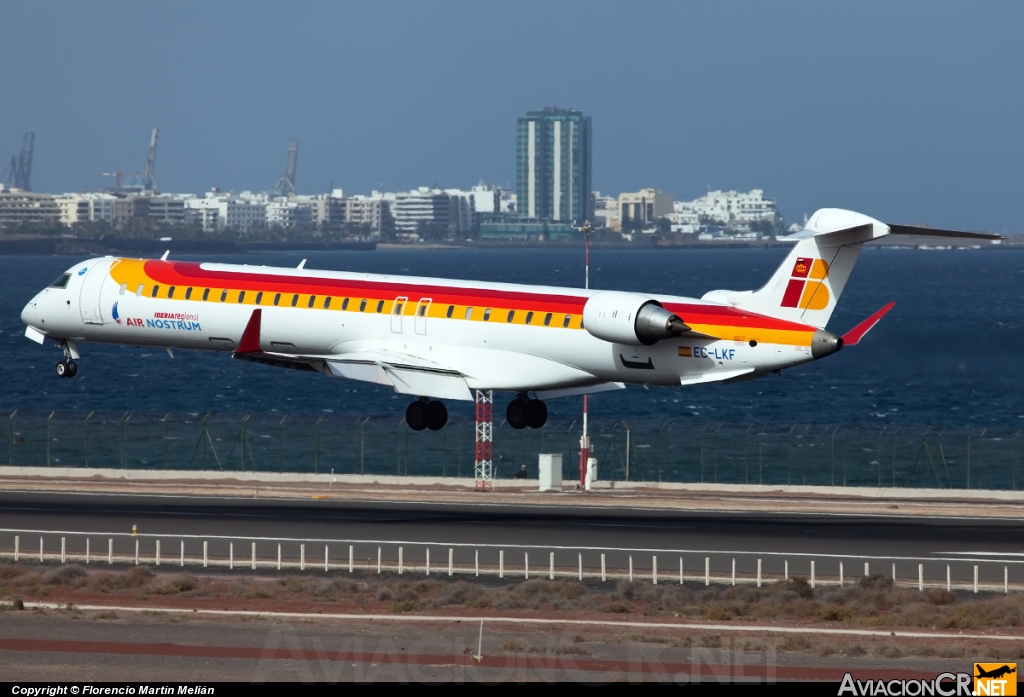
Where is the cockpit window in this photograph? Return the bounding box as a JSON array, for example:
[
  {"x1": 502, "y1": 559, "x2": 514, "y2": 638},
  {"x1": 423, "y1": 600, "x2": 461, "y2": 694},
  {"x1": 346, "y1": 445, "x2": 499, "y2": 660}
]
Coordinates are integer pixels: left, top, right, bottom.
[{"x1": 49, "y1": 274, "x2": 71, "y2": 289}]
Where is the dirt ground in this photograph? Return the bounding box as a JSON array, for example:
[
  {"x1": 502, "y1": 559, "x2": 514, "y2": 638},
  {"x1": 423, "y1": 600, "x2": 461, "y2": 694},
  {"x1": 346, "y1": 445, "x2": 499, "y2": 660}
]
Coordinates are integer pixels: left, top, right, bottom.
[{"x1": 1, "y1": 560, "x2": 1022, "y2": 681}]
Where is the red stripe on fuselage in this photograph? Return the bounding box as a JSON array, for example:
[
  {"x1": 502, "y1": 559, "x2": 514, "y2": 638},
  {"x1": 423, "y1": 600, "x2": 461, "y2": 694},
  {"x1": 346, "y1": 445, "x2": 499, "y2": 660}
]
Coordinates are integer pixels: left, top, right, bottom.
[{"x1": 141, "y1": 260, "x2": 814, "y2": 333}]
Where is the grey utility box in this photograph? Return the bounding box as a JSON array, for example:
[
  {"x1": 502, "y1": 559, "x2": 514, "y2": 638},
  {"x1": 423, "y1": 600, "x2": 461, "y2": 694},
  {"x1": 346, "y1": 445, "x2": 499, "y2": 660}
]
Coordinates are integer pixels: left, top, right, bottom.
[{"x1": 538, "y1": 453, "x2": 562, "y2": 492}]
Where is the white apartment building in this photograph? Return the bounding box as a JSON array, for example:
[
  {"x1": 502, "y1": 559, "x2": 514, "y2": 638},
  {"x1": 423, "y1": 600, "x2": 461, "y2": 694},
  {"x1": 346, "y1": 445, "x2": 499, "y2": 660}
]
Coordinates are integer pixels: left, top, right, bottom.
[
  {"x1": 0, "y1": 187, "x2": 59, "y2": 227},
  {"x1": 184, "y1": 191, "x2": 268, "y2": 233},
  {"x1": 591, "y1": 191, "x2": 618, "y2": 230},
  {"x1": 393, "y1": 187, "x2": 459, "y2": 236},
  {"x1": 266, "y1": 199, "x2": 313, "y2": 228},
  {"x1": 674, "y1": 189, "x2": 782, "y2": 232}
]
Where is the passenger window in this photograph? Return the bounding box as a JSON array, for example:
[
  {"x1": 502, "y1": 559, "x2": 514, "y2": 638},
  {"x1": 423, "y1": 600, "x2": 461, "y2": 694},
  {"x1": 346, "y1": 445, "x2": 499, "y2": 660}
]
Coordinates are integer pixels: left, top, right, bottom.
[
  {"x1": 202, "y1": 288, "x2": 210, "y2": 301},
  {"x1": 291, "y1": 294, "x2": 299, "y2": 307},
  {"x1": 544, "y1": 312, "x2": 552, "y2": 326},
  {"x1": 419, "y1": 305, "x2": 428, "y2": 317},
  {"x1": 359, "y1": 299, "x2": 367, "y2": 311},
  {"x1": 446, "y1": 305, "x2": 454, "y2": 318},
  {"x1": 238, "y1": 291, "x2": 245, "y2": 303},
  {"x1": 464, "y1": 307, "x2": 473, "y2": 320},
  {"x1": 483, "y1": 308, "x2": 491, "y2": 321},
  {"x1": 395, "y1": 303, "x2": 403, "y2": 314},
  {"x1": 274, "y1": 293, "x2": 281, "y2": 306},
  {"x1": 168, "y1": 286, "x2": 175, "y2": 299},
  {"x1": 254, "y1": 292, "x2": 262, "y2": 304},
  {"x1": 507, "y1": 310, "x2": 515, "y2": 323},
  {"x1": 151, "y1": 285, "x2": 160, "y2": 298},
  {"x1": 119, "y1": 283, "x2": 127, "y2": 295},
  {"x1": 136, "y1": 284, "x2": 144, "y2": 297},
  {"x1": 323, "y1": 297, "x2": 331, "y2": 309},
  {"x1": 563, "y1": 314, "x2": 571, "y2": 328},
  {"x1": 342, "y1": 298, "x2": 349, "y2": 310},
  {"x1": 185, "y1": 287, "x2": 193, "y2": 300},
  {"x1": 525, "y1": 312, "x2": 534, "y2": 325},
  {"x1": 220, "y1": 290, "x2": 228, "y2": 302},
  {"x1": 308, "y1": 295, "x2": 316, "y2": 308},
  {"x1": 376, "y1": 300, "x2": 385, "y2": 313}
]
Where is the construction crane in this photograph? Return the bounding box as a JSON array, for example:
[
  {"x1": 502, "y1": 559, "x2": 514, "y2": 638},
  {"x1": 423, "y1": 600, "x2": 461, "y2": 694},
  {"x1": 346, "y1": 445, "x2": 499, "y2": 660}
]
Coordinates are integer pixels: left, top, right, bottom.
[
  {"x1": 96, "y1": 169, "x2": 124, "y2": 192},
  {"x1": 142, "y1": 128, "x2": 158, "y2": 192},
  {"x1": 271, "y1": 138, "x2": 299, "y2": 197},
  {"x1": 4, "y1": 132, "x2": 35, "y2": 191},
  {"x1": 108, "y1": 128, "x2": 160, "y2": 194}
]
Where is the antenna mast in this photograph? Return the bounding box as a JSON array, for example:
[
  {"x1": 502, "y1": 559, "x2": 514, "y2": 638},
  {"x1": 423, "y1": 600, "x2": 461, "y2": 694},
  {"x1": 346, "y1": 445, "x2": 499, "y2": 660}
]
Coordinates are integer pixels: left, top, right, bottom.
[{"x1": 272, "y1": 138, "x2": 299, "y2": 196}]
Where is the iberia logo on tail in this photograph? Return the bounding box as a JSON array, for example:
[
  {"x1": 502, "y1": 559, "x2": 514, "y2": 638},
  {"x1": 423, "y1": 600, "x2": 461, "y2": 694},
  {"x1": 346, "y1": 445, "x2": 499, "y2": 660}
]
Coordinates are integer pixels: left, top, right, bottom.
[{"x1": 781, "y1": 257, "x2": 830, "y2": 310}]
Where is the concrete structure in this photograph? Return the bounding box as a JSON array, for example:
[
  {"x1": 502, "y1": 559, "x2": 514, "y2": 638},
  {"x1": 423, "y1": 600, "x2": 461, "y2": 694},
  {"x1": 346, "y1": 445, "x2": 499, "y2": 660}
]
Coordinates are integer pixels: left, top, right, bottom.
[
  {"x1": 478, "y1": 213, "x2": 575, "y2": 242},
  {"x1": 184, "y1": 190, "x2": 268, "y2": 233},
  {"x1": 392, "y1": 187, "x2": 465, "y2": 238},
  {"x1": 516, "y1": 107, "x2": 592, "y2": 222},
  {"x1": 0, "y1": 187, "x2": 59, "y2": 227},
  {"x1": 266, "y1": 198, "x2": 313, "y2": 228},
  {"x1": 591, "y1": 192, "x2": 618, "y2": 230},
  {"x1": 618, "y1": 188, "x2": 673, "y2": 229}
]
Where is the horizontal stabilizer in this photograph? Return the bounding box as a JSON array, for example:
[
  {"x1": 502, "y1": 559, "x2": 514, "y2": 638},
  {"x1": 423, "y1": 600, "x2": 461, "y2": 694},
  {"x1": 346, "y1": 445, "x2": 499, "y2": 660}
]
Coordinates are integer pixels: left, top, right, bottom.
[
  {"x1": 887, "y1": 224, "x2": 1002, "y2": 241},
  {"x1": 842, "y1": 302, "x2": 895, "y2": 346}
]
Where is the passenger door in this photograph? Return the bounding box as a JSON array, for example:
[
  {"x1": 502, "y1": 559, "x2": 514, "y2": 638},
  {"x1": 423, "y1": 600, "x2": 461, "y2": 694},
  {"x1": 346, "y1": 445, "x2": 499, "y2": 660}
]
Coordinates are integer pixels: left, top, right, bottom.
[
  {"x1": 414, "y1": 298, "x2": 431, "y2": 335},
  {"x1": 78, "y1": 260, "x2": 113, "y2": 324},
  {"x1": 391, "y1": 296, "x2": 407, "y2": 334}
]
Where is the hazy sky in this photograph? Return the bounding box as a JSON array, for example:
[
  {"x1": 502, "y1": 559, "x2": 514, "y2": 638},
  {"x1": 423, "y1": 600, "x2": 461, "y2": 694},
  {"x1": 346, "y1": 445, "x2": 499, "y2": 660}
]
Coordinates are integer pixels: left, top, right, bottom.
[{"x1": 2, "y1": 1, "x2": 1022, "y2": 232}]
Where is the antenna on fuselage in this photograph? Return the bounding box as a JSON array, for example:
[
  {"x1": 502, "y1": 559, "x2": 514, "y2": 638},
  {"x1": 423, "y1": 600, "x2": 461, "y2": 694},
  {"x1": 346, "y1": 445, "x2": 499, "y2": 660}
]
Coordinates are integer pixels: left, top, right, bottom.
[{"x1": 297, "y1": 259, "x2": 306, "y2": 269}]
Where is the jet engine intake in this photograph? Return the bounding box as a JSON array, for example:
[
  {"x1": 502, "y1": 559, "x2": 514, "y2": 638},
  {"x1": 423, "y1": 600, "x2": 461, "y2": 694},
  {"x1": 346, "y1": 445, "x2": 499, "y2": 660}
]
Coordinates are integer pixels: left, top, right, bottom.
[{"x1": 582, "y1": 291, "x2": 690, "y2": 346}]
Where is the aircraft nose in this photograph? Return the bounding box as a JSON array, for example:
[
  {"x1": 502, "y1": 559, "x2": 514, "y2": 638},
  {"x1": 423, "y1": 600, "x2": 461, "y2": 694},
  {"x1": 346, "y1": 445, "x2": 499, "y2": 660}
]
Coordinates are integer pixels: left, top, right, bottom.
[{"x1": 21, "y1": 299, "x2": 37, "y2": 325}]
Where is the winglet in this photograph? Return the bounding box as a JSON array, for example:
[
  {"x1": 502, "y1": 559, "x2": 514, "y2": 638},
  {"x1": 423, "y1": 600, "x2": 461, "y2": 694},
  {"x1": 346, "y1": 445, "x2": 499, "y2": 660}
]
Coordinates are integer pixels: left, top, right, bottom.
[
  {"x1": 842, "y1": 302, "x2": 895, "y2": 346},
  {"x1": 236, "y1": 309, "x2": 262, "y2": 355}
]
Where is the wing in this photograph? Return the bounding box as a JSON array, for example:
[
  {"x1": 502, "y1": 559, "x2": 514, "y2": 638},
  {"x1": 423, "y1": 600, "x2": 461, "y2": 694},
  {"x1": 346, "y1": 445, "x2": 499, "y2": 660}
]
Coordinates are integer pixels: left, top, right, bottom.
[{"x1": 231, "y1": 309, "x2": 617, "y2": 401}]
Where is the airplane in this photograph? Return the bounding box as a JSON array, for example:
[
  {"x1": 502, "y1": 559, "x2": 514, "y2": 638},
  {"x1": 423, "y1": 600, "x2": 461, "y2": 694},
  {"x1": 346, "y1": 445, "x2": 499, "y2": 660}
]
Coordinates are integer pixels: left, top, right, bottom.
[
  {"x1": 975, "y1": 665, "x2": 1017, "y2": 680},
  {"x1": 20, "y1": 208, "x2": 999, "y2": 431}
]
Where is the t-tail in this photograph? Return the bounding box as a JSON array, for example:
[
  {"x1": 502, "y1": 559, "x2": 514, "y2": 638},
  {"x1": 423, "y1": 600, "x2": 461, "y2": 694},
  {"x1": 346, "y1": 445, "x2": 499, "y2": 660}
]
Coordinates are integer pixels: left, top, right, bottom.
[{"x1": 702, "y1": 208, "x2": 1001, "y2": 329}]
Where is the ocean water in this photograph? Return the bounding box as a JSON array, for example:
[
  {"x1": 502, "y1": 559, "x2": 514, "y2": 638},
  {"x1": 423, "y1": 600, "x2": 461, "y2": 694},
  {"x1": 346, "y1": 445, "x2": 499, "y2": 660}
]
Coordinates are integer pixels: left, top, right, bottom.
[{"x1": 0, "y1": 246, "x2": 1022, "y2": 428}]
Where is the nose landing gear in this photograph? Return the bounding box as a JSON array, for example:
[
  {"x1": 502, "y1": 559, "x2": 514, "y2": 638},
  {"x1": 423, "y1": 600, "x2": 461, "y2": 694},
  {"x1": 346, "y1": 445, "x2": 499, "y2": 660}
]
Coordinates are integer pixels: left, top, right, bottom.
[
  {"x1": 406, "y1": 398, "x2": 448, "y2": 431},
  {"x1": 506, "y1": 394, "x2": 547, "y2": 430}
]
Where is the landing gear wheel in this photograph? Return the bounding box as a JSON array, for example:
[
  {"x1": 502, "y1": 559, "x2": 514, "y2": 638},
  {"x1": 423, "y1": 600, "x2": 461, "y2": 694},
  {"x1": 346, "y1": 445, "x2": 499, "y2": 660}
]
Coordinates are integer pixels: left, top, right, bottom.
[
  {"x1": 406, "y1": 400, "x2": 429, "y2": 431},
  {"x1": 55, "y1": 360, "x2": 77, "y2": 378},
  {"x1": 506, "y1": 398, "x2": 529, "y2": 430},
  {"x1": 426, "y1": 400, "x2": 448, "y2": 431},
  {"x1": 66, "y1": 360, "x2": 77, "y2": 378},
  {"x1": 525, "y1": 399, "x2": 547, "y2": 429}
]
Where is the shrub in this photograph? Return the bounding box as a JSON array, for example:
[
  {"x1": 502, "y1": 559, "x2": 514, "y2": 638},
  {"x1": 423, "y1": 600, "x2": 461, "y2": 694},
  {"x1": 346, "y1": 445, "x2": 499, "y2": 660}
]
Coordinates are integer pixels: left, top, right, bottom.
[{"x1": 815, "y1": 605, "x2": 853, "y2": 621}]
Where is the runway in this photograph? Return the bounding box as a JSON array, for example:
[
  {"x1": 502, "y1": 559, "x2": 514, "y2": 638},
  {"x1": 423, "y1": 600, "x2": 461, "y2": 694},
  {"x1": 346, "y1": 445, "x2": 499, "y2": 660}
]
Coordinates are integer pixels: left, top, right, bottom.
[{"x1": 0, "y1": 490, "x2": 1021, "y2": 586}]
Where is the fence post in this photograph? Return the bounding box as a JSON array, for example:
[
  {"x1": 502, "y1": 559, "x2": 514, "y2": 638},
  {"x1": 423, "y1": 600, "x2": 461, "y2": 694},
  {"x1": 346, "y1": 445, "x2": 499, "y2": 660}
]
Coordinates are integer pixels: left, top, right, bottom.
[
  {"x1": 1005, "y1": 566, "x2": 1008, "y2": 594},
  {"x1": 448, "y1": 548, "x2": 453, "y2": 577},
  {"x1": 600, "y1": 553, "x2": 606, "y2": 582},
  {"x1": 578, "y1": 553, "x2": 582, "y2": 581},
  {"x1": 549, "y1": 552, "x2": 555, "y2": 580},
  {"x1": 377, "y1": 547, "x2": 381, "y2": 574},
  {"x1": 757, "y1": 559, "x2": 762, "y2": 588},
  {"x1": 39, "y1": 537, "x2": 43, "y2": 563},
  {"x1": 61, "y1": 537, "x2": 66, "y2": 564},
  {"x1": 155, "y1": 540, "x2": 160, "y2": 566},
  {"x1": 475, "y1": 549, "x2": 479, "y2": 577},
  {"x1": 180, "y1": 541, "x2": 184, "y2": 567},
  {"x1": 629, "y1": 555, "x2": 633, "y2": 583},
  {"x1": 918, "y1": 564, "x2": 923, "y2": 592},
  {"x1": 134, "y1": 539, "x2": 139, "y2": 566},
  {"x1": 324, "y1": 545, "x2": 328, "y2": 573},
  {"x1": 350, "y1": 545, "x2": 354, "y2": 574},
  {"x1": 499, "y1": 550, "x2": 504, "y2": 578},
  {"x1": 86, "y1": 539, "x2": 90, "y2": 564},
  {"x1": 252, "y1": 542, "x2": 257, "y2": 571},
  {"x1": 892, "y1": 563, "x2": 896, "y2": 588},
  {"x1": 840, "y1": 562, "x2": 844, "y2": 587},
  {"x1": 300, "y1": 544, "x2": 305, "y2": 571},
  {"x1": 524, "y1": 552, "x2": 528, "y2": 580},
  {"x1": 14, "y1": 535, "x2": 19, "y2": 562},
  {"x1": 426, "y1": 548, "x2": 430, "y2": 576},
  {"x1": 974, "y1": 566, "x2": 979, "y2": 594},
  {"x1": 947, "y1": 564, "x2": 950, "y2": 592},
  {"x1": 810, "y1": 560, "x2": 815, "y2": 589},
  {"x1": 204, "y1": 541, "x2": 208, "y2": 569},
  {"x1": 785, "y1": 560, "x2": 788, "y2": 580},
  {"x1": 864, "y1": 562, "x2": 869, "y2": 577},
  {"x1": 398, "y1": 547, "x2": 403, "y2": 575},
  {"x1": 680, "y1": 557, "x2": 684, "y2": 586},
  {"x1": 705, "y1": 557, "x2": 710, "y2": 586},
  {"x1": 108, "y1": 539, "x2": 112, "y2": 565},
  {"x1": 652, "y1": 556, "x2": 658, "y2": 585},
  {"x1": 230, "y1": 543, "x2": 234, "y2": 570},
  {"x1": 276, "y1": 544, "x2": 280, "y2": 571}
]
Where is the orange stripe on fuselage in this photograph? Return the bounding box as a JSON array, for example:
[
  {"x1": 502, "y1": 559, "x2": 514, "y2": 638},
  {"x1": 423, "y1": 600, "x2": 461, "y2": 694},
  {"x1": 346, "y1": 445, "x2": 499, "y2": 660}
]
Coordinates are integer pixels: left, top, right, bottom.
[{"x1": 110, "y1": 259, "x2": 817, "y2": 344}]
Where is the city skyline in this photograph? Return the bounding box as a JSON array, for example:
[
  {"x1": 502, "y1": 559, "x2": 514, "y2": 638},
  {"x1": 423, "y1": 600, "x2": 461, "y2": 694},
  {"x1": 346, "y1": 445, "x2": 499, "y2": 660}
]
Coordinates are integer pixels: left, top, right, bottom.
[{"x1": 2, "y1": 2, "x2": 1023, "y2": 233}]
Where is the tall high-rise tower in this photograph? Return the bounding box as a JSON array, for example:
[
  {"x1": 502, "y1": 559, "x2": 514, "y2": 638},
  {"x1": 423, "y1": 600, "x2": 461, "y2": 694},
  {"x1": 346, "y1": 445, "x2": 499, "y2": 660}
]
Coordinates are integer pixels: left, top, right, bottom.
[{"x1": 516, "y1": 108, "x2": 591, "y2": 221}]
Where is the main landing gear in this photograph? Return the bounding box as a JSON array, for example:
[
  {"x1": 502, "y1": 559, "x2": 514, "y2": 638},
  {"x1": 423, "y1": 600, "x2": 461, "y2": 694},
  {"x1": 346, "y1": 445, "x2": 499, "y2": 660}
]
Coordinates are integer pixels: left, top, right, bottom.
[
  {"x1": 506, "y1": 394, "x2": 547, "y2": 430},
  {"x1": 406, "y1": 398, "x2": 448, "y2": 431},
  {"x1": 55, "y1": 340, "x2": 77, "y2": 378}
]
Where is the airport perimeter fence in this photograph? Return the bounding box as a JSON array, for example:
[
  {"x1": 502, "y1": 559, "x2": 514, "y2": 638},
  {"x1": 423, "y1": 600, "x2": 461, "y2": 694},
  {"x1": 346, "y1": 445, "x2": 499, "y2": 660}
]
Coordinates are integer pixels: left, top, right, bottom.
[{"x1": 1, "y1": 410, "x2": 1022, "y2": 491}]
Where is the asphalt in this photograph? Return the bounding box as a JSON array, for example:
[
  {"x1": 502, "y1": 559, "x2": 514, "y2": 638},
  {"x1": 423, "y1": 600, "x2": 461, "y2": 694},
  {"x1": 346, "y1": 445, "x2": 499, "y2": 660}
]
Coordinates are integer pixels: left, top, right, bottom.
[{"x1": 0, "y1": 490, "x2": 1022, "y2": 586}]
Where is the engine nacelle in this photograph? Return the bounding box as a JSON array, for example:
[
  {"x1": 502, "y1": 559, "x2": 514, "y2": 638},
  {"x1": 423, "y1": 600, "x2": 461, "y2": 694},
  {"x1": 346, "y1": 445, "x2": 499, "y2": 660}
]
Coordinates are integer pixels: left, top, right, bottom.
[{"x1": 582, "y1": 291, "x2": 690, "y2": 346}]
